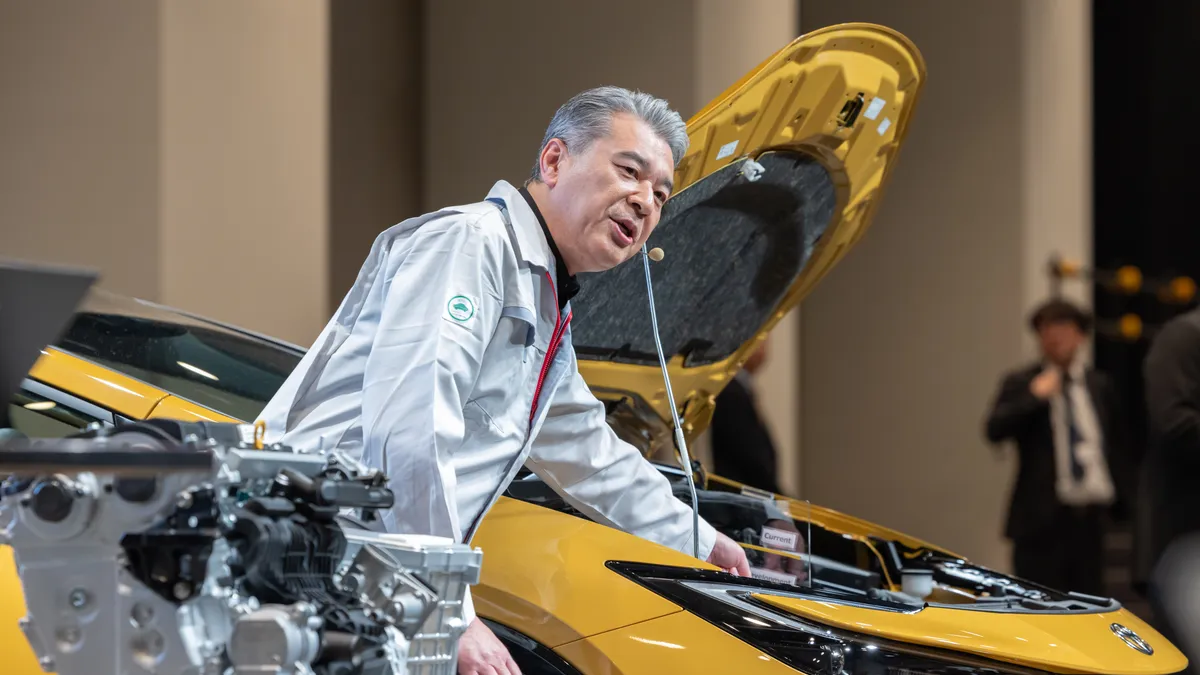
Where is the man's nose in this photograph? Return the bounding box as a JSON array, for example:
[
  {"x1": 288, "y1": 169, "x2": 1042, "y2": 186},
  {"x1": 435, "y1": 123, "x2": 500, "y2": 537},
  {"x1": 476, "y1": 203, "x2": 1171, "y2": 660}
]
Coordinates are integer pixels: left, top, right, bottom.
[{"x1": 629, "y1": 182, "x2": 653, "y2": 216}]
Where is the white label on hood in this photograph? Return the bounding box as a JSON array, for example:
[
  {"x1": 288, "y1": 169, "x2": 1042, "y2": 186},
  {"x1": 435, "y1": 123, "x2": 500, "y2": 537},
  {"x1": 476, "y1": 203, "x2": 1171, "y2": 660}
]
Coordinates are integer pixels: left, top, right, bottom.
[
  {"x1": 716, "y1": 140, "x2": 739, "y2": 160},
  {"x1": 761, "y1": 526, "x2": 799, "y2": 551},
  {"x1": 877, "y1": 117, "x2": 893, "y2": 135},
  {"x1": 740, "y1": 485, "x2": 774, "y2": 502},
  {"x1": 750, "y1": 566, "x2": 799, "y2": 586},
  {"x1": 864, "y1": 97, "x2": 886, "y2": 120}
]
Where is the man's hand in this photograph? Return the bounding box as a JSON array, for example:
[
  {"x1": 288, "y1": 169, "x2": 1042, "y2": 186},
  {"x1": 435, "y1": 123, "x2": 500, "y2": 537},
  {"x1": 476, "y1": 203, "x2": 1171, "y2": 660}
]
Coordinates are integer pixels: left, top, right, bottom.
[
  {"x1": 1030, "y1": 367, "x2": 1061, "y2": 400},
  {"x1": 707, "y1": 531, "x2": 751, "y2": 576},
  {"x1": 458, "y1": 618, "x2": 521, "y2": 675}
]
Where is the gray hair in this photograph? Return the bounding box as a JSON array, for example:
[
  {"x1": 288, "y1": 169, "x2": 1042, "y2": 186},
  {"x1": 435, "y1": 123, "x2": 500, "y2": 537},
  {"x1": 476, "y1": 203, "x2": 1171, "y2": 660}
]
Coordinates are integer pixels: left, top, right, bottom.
[{"x1": 529, "y1": 86, "x2": 689, "y2": 183}]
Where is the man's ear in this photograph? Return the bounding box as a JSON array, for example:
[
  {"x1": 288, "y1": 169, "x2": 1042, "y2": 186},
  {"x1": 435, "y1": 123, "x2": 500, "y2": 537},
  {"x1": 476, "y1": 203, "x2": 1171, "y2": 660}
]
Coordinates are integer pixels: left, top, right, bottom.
[{"x1": 539, "y1": 139, "x2": 568, "y2": 187}]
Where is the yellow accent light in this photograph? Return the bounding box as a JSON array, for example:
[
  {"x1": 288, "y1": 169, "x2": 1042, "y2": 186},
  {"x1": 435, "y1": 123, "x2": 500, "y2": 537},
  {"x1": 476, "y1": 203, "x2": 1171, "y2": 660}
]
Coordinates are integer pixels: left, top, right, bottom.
[{"x1": 1114, "y1": 266, "x2": 1143, "y2": 294}]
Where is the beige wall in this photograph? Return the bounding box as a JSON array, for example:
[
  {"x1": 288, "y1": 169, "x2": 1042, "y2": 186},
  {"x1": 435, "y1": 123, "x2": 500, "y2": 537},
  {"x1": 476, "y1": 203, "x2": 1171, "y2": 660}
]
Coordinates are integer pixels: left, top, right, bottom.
[
  {"x1": 0, "y1": 0, "x2": 161, "y2": 299},
  {"x1": 160, "y1": 0, "x2": 330, "y2": 347},
  {"x1": 328, "y1": 0, "x2": 424, "y2": 306},
  {"x1": 797, "y1": 0, "x2": 1091, "y2": 571},
  {"x1": 1, "y1": 0, "x2": 335, "y2": 347},
  {"x1": 424, "y1": 0, "x2": 697, "y2": 209}
]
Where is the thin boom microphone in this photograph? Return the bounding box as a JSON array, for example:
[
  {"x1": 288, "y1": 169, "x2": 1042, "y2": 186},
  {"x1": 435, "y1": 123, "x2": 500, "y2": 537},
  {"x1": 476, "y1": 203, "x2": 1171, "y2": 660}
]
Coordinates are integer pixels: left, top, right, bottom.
[{"x1": 640, "y1": 244, "x2": 700, "y2": 560}]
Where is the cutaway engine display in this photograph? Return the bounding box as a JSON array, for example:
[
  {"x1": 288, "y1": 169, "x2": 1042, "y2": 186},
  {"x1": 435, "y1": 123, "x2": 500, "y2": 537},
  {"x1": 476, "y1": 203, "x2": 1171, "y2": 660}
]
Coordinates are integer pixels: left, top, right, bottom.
[{"x1": 0, "y1": 419, "x2": 480, "y2": 675}]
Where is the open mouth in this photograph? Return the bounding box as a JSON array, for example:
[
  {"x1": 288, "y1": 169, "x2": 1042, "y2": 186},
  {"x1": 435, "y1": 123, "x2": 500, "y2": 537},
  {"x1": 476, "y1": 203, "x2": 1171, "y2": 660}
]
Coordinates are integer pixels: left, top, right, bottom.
[{"x1": 610, "y1": 217, "x2": 636, "y2": 247}]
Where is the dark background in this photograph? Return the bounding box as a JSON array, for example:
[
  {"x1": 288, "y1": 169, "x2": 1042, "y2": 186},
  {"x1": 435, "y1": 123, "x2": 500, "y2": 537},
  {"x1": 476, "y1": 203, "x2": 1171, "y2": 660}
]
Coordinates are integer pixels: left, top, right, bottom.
[{"x1": 1093, "y1": 0, "x2": 1200, "y2": 460}]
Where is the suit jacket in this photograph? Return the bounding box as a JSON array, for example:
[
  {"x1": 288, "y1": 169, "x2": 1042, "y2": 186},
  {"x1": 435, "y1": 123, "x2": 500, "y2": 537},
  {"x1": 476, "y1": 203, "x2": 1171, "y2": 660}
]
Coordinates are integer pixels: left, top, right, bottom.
[
  {"x1": 711, "y1": 375, "x2": 782, "y2": 495},
  {"x1": 1134, "y1": 307, "x2": 1200, "y2": 588},
  {"x1": 984, "y1": 362, "x2": 1134, "y2": 540}
]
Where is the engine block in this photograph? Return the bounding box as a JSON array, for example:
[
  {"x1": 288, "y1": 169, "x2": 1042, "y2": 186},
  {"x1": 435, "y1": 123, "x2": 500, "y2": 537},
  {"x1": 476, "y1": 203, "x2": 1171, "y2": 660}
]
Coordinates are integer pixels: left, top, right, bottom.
[{"x1": 0, "y1": 420, "x2": 480, "y2": 675}]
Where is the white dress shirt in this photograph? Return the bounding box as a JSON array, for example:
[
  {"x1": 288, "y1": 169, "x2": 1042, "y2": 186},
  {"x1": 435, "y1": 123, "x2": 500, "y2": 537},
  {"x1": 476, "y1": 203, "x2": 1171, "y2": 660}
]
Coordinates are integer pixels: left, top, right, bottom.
[{"x1": 1049, "y1": 358, "x2": 1116, "y2": 506}]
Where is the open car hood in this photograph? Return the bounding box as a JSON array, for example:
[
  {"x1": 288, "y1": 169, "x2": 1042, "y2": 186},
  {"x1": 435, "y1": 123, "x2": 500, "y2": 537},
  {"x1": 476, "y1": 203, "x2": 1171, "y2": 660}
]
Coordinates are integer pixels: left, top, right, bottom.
[{"x1": 573, "y1": 23, "x2": 925, "y2": 448}]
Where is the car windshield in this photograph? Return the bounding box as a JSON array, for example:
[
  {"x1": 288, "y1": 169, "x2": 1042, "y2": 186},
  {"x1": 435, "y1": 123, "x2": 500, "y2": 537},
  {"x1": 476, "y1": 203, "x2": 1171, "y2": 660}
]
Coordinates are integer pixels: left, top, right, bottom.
[{"x1": 54, "y1": 291, "x2": 305, "y2": 422}]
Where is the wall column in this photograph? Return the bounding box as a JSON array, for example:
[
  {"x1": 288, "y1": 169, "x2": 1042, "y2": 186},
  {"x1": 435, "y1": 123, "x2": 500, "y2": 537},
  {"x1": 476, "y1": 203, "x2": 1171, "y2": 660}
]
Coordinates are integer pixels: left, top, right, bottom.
[
  {"x1": 160, "y1": 0, "x2": 331, "y2": 347},
  {"x1": 1020, "y1": 0, "x2": 1093, "y2": 357},
  {"x1": 695, "y1": 0, "x2": 802, "y2": 497}
]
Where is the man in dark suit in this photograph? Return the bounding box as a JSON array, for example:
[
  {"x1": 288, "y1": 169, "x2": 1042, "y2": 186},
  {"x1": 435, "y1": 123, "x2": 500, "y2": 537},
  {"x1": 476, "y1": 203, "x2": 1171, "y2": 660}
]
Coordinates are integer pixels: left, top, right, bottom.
[
  {"x1": 711, "y1": 339, "x2": 782, "y2": 495},
  {"x1": 1137, "y1": 306, "x2": 1200, "y2": 668},
  {"x1": 984, "y1": 299, "x2": 1133, "y2": 596}
]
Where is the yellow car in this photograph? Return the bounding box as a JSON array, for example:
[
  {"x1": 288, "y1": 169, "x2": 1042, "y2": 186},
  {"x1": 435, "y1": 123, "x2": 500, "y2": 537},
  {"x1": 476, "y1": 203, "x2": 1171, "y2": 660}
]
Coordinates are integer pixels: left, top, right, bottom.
[{"x1": 1, "y1": 22, "x2": 1188, "y2": 675}]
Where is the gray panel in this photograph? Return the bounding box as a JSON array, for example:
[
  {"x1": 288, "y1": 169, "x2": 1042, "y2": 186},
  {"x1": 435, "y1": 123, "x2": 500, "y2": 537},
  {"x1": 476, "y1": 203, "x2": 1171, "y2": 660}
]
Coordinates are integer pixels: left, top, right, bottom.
[{"x1": 0, "y1": 261, "x2": 98, "y2": 428}]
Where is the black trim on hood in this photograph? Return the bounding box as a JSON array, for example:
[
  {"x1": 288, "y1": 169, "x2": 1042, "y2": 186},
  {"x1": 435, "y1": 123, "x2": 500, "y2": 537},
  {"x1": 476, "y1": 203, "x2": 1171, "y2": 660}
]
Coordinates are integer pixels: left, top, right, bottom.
[{"x1": 607, "y1": 562, "x2": 1056, "y2": 675}]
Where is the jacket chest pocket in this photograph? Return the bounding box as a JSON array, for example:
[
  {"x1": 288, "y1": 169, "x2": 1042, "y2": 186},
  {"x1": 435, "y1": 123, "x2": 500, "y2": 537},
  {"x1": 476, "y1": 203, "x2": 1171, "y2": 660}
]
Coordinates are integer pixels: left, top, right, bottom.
[{"x1": 469, "y1": 306, "x2": 544, "y2": 428}]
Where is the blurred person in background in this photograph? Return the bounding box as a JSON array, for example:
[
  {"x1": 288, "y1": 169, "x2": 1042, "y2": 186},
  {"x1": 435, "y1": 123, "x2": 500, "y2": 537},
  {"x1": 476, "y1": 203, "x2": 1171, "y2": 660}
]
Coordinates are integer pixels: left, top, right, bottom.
[
  {"x1": 1137, "y1": 304, "x2": 1200, "y2": 671},
  {"x1": 984, "y1": 299, "x2": 1134, "y2": 596},
  {"x1": 710, "y1": 338, "x2": 782, "y2": 494}
]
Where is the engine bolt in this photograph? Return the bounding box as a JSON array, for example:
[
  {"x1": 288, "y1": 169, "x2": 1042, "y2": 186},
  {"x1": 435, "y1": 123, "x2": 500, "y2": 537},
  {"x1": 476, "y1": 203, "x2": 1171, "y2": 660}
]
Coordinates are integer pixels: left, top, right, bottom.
[
  {"x1": 56, "y1": 626, "x2": 82, "y2": 649},
  {"x1": 68, "y1": 589, "x2": 89, "y2": 610},
  {"x1": 173, "y1": 582, "x2": 192, "y2": 600},
  {"x1": 131, "y1": 603, "x2": 155, "y2": 628}
]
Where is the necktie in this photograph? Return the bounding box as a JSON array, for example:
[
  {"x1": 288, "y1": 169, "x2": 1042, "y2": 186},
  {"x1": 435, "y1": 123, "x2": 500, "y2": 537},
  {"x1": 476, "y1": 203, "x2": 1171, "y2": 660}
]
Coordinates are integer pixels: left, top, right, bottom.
[{"x1": 1060, "y1": 372, "x2": 1086, "y2": 481}]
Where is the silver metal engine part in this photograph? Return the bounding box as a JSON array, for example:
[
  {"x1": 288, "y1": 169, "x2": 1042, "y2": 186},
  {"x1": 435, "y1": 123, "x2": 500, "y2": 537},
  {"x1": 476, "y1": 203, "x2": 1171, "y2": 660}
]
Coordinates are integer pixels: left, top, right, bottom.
[
  {"x1": 0, "y1": 422, "x2": 481, "y2": 675},
  {"x1": 338, "y1": 542, "x2": 439, "y2": 638},
  {"x1": 0, "y1": 431, "x2": 217, "y2": 675},
  {"x1": 227, "y1": 604, "x2": 322, "y2": 675}
]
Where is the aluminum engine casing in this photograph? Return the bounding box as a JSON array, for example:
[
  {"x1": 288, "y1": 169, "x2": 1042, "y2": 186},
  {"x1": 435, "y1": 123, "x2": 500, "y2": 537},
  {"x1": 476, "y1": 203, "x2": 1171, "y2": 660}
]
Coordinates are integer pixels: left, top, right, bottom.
[{"x1": 0, "y1": 421, "x2": 480, "y2": 675}]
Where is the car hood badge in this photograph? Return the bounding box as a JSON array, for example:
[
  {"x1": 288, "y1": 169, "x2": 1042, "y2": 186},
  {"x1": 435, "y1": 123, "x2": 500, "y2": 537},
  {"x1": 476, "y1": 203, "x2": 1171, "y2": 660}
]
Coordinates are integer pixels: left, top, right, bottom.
[{"x1": 1111, "y1": 623, "x2": 1154, "y2": 655}]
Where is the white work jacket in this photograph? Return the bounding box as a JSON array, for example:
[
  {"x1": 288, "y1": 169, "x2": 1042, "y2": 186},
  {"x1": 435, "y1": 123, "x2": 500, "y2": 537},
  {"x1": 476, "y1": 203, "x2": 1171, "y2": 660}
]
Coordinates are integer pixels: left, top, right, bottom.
[{"x1": 257, "y1": 180, "x2": 716, "y2": 622}]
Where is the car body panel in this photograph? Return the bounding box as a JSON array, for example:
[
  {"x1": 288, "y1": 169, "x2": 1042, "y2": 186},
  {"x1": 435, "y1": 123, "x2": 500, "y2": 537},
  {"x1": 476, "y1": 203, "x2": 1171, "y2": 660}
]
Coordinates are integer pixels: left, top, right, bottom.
[
  {"x1": 0, "y1": 548, "x2": 39, "y2": 673},
  {"x1": 28, "y1": 348, "x2": 165, "y2": 419},
  {"x1": 758, "y1": 595, "x2": 1188, "y2": 675},
  {"x1": 470, "y1": 498, "x2": 714, "y2": 647},
  {"x1": 576, "y1": 23, "x2": 927, "y2": 451},
  {"x1": 148, "y1": 394, "x2": 236, "y2": 423},
  {"x1": 554, "y1": 611, "x2": 786, "y2": 674}
]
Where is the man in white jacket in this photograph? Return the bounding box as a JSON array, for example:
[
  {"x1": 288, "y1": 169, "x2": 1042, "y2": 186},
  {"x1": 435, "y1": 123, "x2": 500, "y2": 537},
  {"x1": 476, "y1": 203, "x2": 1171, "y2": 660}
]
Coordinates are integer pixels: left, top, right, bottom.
[{"x1": 257, "y1": 86, "x2": 749, "y2": 675}]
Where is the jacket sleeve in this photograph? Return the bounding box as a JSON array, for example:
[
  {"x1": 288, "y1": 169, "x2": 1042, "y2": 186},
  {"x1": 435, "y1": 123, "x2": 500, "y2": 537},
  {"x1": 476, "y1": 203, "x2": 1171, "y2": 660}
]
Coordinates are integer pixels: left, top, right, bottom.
[
  {"x1": 984, "y1": 369, "x2": 1048, "y2": 444},
  {"x1": 360, "y1": 213, "x2": 505, "y2": 623},
  {"x1": 525, "y1": 352, "x2": 718, "y2": 563},
  {"x1": 1144, "y1": 317, "x2": 1200, "y2": 467}
]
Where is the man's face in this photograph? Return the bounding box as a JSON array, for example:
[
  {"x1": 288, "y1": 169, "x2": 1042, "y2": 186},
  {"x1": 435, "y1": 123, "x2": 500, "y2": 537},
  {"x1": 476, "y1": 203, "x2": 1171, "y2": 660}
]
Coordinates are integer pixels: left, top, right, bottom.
[
  {"x1": 539, "y1": 113, "x2": 675, "y2": 273},
  {"x1": 1038, "y1": 320, "x2": 1086, "y2": 365}
]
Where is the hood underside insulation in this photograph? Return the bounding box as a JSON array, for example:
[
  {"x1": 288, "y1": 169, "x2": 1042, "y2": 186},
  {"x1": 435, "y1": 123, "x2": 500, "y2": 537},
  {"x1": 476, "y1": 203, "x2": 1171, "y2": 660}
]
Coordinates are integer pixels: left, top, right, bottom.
[{"x1": 571, "y1": 150, "x2": 837, "y2": 367}]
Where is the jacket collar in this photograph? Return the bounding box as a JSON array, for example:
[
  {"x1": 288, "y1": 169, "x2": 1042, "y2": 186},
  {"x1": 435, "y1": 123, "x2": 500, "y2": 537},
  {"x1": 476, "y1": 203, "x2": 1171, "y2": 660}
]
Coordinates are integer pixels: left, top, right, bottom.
[{"x1": 486, "y1": 180, "x2": 554, "y2": 272}]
